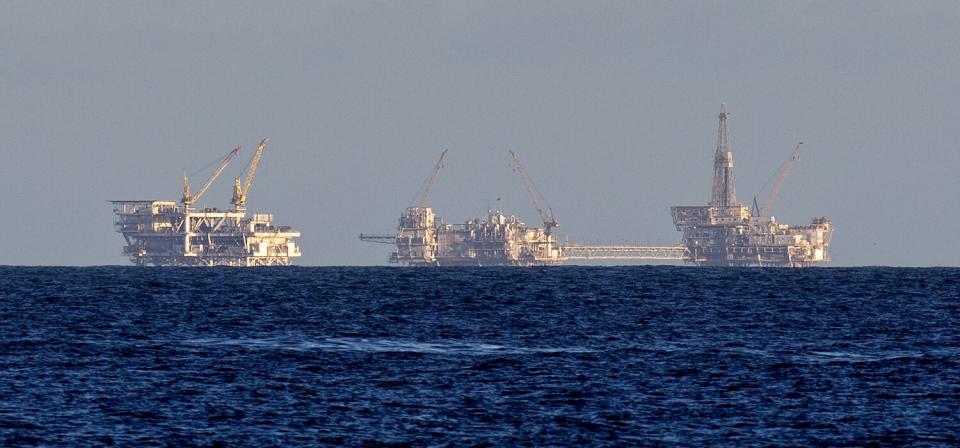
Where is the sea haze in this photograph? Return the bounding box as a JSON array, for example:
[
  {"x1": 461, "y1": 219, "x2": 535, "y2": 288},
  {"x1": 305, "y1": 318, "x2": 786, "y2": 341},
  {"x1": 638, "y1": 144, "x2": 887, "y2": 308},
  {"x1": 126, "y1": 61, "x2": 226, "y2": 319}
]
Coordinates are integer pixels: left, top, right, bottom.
[{"x1": 1, "y1": 266, "x2": 958, "y2": 446}]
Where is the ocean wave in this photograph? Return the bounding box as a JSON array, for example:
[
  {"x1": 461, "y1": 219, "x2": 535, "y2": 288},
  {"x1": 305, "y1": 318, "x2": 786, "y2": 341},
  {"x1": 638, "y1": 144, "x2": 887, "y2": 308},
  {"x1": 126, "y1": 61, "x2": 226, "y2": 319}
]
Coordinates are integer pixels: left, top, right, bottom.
[{"x1": 182, "y1": 336, "x2": 594, "y2": 355}]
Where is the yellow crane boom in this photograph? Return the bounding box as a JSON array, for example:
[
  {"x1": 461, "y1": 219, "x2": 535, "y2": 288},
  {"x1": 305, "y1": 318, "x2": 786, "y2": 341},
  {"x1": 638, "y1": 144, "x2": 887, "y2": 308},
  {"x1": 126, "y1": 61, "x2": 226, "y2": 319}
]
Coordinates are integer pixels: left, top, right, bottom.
[
  {"x1": 756, "y1": 141, "x2": 803, "y2": 217},
  {"x1": 411, "y1": 149, "x2": 448, "y2": 208},
  {"x1": 182, "y1": 146, "x2": 241, "y2": 207},
  {"x1": 232, "y1": 138, "x2": 268, "y2": 211},
  {"x1": 509, "y1": 150, "x2": 558, "y2": 234}
]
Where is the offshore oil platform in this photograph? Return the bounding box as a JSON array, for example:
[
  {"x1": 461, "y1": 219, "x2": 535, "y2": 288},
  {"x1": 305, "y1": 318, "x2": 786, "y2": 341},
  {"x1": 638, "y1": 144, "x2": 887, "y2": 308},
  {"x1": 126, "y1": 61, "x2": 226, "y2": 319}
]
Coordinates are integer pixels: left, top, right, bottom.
[
  {"x1": 111, "y1": 139, "x2": 301, "y2": 266},
  {"x1": 360, "y1": 150, "x2": 565, "y2": 266},
  {"x1": 670, "y1": 104, "x2": 832, "y2": 267},
  {"x1": 361, "y1": 104, "x2": 831, "y2": 267}
]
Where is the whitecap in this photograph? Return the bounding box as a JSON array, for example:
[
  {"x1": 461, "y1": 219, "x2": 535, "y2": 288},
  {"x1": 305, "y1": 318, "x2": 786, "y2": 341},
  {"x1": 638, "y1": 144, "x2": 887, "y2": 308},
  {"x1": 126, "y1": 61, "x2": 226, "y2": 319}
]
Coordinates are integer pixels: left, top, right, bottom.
[{"x1": 182, "y1": 336, "x2": 593, "y2": 355}]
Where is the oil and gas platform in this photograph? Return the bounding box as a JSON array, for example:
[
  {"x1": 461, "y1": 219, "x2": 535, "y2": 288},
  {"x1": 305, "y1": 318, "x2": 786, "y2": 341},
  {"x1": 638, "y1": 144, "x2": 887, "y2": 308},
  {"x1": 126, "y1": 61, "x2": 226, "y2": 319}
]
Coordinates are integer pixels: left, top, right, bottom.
[
  {"x1": 361, "y1": 104, "x2": 831, "y2": 267},
  {"x1": 111, "y1": 139, "x2": 302, "y2": 266},
  {"x1": 670, "y1": 104, "x2": 832, "y2": 267},
  {"x1": 360, "y1": 150, "x2": 565, "y2": 266}
]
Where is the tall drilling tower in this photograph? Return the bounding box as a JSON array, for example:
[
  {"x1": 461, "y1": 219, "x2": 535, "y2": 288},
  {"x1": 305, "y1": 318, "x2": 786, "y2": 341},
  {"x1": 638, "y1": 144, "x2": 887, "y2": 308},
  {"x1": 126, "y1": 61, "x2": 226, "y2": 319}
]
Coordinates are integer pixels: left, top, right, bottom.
[
  {"x1": 671, "y1": 105, "x2": 832, "y2": 267},
  {"x1": 710, "y1": 104, "x2": 737, "y2": 207}
]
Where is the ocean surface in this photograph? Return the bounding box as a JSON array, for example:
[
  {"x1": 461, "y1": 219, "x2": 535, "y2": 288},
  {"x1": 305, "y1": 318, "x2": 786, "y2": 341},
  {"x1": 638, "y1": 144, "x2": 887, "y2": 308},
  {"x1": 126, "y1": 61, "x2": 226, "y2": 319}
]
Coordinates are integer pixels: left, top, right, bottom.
[{"x1": 0, "y1": 266, "x2": 958, "y2": 446}]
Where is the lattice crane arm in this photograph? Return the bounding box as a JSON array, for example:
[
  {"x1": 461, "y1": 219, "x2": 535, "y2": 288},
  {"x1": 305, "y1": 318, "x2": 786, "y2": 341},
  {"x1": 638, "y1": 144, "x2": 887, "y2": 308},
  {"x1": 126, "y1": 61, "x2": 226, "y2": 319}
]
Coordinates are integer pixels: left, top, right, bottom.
[
  {"x1": 412, "y1": 149, "x2": 448, "y2": 208},
  {"x1": 759, "y1": 141, "x2": 803, "y2": 217},
  {"x1": 182, "y1": 146, "x2": 241, "y2": 206},
  {"x1": 509, "y1": 150, "x2": 558, "y2": 232},
  {"x1": 232, "y1": 138, "x2": 268, "y2": 210}
]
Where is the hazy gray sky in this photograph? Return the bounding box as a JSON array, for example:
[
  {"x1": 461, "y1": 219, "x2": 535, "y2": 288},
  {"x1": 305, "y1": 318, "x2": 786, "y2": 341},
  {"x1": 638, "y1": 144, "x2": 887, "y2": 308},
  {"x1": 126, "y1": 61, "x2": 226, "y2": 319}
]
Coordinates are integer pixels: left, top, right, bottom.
[{"x1": 1, "y1": 1, "x2": 958, "y2": 266}]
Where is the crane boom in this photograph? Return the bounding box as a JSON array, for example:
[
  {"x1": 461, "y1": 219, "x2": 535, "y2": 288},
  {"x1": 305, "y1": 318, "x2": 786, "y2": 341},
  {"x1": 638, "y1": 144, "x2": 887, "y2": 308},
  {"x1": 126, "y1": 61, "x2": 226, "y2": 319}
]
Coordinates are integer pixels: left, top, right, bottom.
[
  {"x1": 758, "y1": 141, "x2": 803, "y2": 217},
  {"x1": 412, "y1": 149, "x2": 448, "y2": 208},
  {"x1": 182, "y1": 146, "x2": 241, "y2": 207},
  {"x1": 509, "y1": 150, "x2": 558, "y2": 234},
  {"x1": 232, "y1": 138, "x2": 268, "y2": 210}
]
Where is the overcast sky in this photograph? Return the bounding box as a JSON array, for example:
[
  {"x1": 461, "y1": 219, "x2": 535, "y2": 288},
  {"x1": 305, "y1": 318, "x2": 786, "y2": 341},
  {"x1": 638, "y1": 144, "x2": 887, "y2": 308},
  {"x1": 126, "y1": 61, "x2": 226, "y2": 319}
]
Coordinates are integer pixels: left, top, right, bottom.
[{"x1": 1, "y1": 1, "x2": 958, "y2": 266}]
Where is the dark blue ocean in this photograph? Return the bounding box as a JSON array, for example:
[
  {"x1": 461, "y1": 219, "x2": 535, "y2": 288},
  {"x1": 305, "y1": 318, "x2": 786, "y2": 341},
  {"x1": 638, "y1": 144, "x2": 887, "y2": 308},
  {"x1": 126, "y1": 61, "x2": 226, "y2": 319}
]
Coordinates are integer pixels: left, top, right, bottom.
[{"x1": 1, "y1": 267, "x2": 958, "y2": 446}]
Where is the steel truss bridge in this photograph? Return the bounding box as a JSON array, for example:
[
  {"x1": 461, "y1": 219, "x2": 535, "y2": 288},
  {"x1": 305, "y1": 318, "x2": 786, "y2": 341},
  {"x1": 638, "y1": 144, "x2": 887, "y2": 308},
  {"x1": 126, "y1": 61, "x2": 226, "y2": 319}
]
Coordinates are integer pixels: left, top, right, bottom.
[
  {"x1": 359, "y1": 233, "x2": 396, "y2": 244},
  {"x1": 563, "y1": 245, "x2": 688, "y2": 261}
]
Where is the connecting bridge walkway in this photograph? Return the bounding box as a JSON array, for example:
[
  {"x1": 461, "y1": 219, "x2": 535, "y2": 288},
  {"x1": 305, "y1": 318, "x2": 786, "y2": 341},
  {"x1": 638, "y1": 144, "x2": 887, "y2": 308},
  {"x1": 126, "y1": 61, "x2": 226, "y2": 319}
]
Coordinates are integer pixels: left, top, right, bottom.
[{"x1": 563, "y1": 245, "x2": 688, "y2": 261}]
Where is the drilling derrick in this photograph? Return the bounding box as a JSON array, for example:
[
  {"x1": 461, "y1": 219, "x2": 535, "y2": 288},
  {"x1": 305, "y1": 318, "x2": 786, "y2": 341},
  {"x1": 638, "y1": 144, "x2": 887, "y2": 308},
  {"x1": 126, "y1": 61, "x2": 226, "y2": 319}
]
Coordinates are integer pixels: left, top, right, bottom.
[
  {"x1": 710, "y1": 104, "x2": 737, "y2": 207},
  {"x1": 671, "y1": 105, "x2": 832, "y2": 267}
]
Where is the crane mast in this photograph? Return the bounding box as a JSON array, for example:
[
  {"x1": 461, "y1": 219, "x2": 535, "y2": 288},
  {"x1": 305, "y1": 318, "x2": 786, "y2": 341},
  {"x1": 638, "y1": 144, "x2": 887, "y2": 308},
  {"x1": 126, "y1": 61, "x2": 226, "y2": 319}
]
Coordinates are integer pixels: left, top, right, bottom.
[
  {"x1": 509, "y1": 150, "x2": 558, "y2": 234},
  {"x1": 757, "y1": 141, "x2": 803, "y2": 217},
  {"x1": 232, "y1": 138, "x2": 268, "y2": 211},
  {"x1": 182, "y1": 146, "x2": 241, "y2": 208},
  {"x1": 411, "y1": 149, "x2": 448, "y2": 208}
]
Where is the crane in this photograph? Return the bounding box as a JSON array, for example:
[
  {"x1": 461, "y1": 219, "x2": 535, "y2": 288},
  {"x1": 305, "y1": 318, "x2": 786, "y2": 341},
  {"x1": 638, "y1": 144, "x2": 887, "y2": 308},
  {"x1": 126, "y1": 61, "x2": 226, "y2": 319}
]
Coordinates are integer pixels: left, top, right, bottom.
[
  {"x1": 754, "y1": 141, "x2": 803, "y2": 217},
  {"x1": 410, "y1": 149, "x2": 448, "y2": 208},
  {"x1": 231, "y1": 138, "x2": 268, "y2": 211},
  {"x1": 182, "y1": 146, "x2": 241, "y2": 208},
  {"x1": 509, "y1": 150, "x2": 558, "y2": 234}
]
